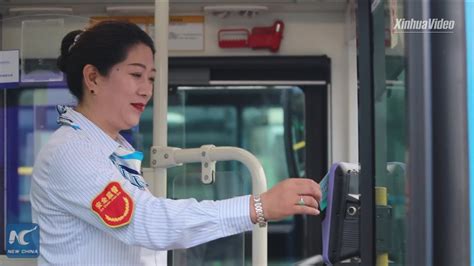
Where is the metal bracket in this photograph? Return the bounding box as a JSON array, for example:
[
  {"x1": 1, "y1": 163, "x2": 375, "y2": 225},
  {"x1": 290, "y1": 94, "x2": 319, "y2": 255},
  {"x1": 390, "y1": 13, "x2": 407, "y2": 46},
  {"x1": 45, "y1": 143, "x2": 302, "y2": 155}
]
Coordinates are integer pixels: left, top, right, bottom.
[
  {"x1": 150, "y1": 145, "x2": 216, "y2": 184},
  {"x1": 200, "y1": 145, "x2": 216, "y2": 184},
  {"x1": 150, "y1": 146, "x2": 183, "y2": 168}
]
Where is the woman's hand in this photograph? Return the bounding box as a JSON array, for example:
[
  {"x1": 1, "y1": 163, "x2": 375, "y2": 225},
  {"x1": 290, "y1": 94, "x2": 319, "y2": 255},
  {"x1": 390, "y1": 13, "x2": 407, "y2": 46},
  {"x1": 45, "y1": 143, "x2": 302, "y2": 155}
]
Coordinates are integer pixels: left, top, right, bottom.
[{"x1": 250, "y1": 178, "x2": 322, "y2": 223}]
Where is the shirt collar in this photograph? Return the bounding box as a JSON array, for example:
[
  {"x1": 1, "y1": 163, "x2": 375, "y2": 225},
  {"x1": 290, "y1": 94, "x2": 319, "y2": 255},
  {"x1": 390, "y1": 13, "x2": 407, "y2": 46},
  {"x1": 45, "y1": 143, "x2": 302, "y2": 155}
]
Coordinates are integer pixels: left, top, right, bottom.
[{"x1": 59, "y1": 106, "x2": 132, "y2": 156}]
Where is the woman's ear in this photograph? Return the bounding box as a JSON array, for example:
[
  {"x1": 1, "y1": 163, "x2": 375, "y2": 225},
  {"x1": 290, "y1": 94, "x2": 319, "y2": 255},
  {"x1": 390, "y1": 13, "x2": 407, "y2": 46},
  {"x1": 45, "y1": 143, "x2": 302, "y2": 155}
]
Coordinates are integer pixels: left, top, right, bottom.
[{"x1": 83, "y1": 64, "x2": 100, "y2": 94}]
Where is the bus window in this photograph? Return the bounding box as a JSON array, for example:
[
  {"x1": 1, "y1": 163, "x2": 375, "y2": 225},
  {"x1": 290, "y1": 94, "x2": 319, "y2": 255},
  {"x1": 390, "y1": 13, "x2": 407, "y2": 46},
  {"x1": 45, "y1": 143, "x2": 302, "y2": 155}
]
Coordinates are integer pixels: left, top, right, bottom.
[
  {"x1": 3, "y1": 88, "x2": 76, "y2": 225},
  {"x1": 371, "y1": 1, "x2": 407, "y2": 264},
  {"x1": 137, "y1": 86, "x2": 312, "y2": 264}
]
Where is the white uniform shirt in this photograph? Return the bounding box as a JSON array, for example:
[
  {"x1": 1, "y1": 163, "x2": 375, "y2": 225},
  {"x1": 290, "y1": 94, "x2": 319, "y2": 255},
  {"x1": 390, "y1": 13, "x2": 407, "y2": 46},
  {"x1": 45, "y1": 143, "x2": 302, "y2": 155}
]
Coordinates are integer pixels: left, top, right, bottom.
[{"x1": 30, "y1": 107, "x2": 253, "y2": 265}]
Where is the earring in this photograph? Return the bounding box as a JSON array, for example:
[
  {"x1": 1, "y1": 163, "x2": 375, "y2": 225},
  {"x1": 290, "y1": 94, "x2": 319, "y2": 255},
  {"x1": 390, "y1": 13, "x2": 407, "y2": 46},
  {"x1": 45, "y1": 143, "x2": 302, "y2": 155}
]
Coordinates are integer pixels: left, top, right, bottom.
[{"x1": 90, "y1": 90, "x2": 95, "y2": 94}]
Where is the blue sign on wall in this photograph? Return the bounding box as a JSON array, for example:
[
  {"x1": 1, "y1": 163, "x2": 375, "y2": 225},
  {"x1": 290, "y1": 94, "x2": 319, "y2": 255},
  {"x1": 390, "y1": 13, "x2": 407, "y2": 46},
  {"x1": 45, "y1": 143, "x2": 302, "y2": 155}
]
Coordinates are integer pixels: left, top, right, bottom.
[{"x1": 5, "y1": 223, "x2": 40, "y2": 258}]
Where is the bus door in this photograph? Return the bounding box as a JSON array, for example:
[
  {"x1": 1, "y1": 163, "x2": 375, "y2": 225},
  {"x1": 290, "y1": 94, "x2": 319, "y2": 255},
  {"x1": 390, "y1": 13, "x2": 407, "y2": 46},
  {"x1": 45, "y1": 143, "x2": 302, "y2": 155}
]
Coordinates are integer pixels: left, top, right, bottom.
[{"x1": 138, "y1": 56, "x2": 330, "y2": 265}]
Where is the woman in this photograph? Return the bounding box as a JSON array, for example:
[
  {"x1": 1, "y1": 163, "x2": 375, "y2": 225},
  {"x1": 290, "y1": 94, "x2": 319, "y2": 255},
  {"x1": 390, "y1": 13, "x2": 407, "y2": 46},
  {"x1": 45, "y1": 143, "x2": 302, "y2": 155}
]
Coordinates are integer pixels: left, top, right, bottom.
[{"x1": 30, "y1": 20, "x2": 321, "y2": 265}]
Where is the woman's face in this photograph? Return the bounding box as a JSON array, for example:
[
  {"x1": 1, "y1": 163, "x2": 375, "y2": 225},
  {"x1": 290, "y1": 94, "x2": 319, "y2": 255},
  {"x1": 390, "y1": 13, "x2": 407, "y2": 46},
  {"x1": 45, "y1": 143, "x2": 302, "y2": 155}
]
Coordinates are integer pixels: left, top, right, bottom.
[{"x1": 96, "y1": 43, "x2": 155, "y2": 131}]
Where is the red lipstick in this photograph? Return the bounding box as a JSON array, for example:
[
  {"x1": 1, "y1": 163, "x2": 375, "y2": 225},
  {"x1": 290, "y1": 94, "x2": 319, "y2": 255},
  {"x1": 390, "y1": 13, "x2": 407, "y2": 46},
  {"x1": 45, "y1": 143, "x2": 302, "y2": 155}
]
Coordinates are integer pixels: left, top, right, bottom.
[{"x1": 131, "y1": 103, "x2": 145, "y2": 112}]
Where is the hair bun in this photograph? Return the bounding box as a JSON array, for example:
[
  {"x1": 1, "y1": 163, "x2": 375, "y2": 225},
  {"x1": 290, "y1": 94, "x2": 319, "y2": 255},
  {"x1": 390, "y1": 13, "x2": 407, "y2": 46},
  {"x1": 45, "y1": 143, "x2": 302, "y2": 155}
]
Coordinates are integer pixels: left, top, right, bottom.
[{"x1": 57, "y1": 30, "x2": 83, "y2": 72}]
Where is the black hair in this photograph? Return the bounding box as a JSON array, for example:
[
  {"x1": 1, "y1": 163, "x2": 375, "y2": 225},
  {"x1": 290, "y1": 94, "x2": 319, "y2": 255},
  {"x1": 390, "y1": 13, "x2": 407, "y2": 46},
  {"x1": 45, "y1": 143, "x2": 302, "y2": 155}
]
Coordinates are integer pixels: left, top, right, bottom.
[{"x1": 57, "y1": 20, "x2": 155, "y2": 102}]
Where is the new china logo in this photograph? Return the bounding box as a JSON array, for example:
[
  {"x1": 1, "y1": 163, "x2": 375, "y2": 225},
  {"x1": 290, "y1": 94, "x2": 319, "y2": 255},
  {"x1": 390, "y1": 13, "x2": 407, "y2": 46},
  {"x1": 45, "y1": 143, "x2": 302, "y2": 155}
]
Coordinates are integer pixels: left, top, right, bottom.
[{"x1": 6, "y1": 223, "x2": 40, "y2": 258}]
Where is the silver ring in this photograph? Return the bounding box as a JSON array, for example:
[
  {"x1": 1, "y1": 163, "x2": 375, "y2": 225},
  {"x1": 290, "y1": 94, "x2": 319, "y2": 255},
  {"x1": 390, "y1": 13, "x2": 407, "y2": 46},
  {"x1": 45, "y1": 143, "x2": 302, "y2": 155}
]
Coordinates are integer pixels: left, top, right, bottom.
[{"x1": 297, "y1": 197, "x2": 305, "y2": 206}]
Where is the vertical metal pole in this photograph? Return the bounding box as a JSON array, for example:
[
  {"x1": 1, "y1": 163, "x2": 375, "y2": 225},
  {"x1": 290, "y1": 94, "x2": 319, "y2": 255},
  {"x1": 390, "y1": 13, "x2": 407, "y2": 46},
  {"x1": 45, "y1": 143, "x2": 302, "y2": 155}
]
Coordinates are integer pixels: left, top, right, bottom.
[
  {"x1": 375, "y1": 187, "x2": 388, "y2": 266},
  {"x1": 154, "y1": 0, "x2": 169, "y2": 198},
  {"x1": 302, "y1": 86, "x2": 328, "y2": 257},
  {"x1": 405, "y1": 1, "x2": 433, "y2": 265},
  {"x1": 357, "y1": 0, "x2": 375, "y2": 264},
  {"x1": 346, "y1": 0, "x2": 359, "y2": 164},
  {"x1": 431, "y1": 0, "x2": 470, "y2": 264}
]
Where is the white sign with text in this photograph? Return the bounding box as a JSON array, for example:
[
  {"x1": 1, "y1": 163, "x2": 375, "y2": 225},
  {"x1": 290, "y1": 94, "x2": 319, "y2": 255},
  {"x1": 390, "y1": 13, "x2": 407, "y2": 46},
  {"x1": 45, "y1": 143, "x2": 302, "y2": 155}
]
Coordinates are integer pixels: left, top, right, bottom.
[
  {"x1": 169, "y1": 16, "x2": 204, "y2": 51},
  {"x1": 0, "y1": 50, "x2": 20, "y2": 84}
]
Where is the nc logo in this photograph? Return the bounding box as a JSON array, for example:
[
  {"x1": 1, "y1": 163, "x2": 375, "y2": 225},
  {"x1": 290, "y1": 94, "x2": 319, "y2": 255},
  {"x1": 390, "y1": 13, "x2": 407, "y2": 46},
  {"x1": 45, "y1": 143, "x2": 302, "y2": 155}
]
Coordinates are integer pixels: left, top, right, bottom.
[
  {"x1": 9, "y1": 225, "x2": 38, "y2": 245},
  {"x1": 6, "y1": 223, "x2": 40, "y2": 258}
]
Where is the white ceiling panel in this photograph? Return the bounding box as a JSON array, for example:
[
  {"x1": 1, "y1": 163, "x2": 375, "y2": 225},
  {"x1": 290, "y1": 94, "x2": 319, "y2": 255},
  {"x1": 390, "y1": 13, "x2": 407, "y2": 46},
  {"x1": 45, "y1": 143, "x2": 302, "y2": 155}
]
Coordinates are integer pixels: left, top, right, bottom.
[{"x1": 0, "y1": 0, "x2": 347, "y2": 16}]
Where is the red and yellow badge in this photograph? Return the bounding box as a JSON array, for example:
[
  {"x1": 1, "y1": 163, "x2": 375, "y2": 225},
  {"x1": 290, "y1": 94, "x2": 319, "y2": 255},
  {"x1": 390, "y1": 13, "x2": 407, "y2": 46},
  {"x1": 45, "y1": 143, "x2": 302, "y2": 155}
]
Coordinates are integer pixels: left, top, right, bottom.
[{"x1": 91, "y1": 181, "x2": 134, "y2": 228}]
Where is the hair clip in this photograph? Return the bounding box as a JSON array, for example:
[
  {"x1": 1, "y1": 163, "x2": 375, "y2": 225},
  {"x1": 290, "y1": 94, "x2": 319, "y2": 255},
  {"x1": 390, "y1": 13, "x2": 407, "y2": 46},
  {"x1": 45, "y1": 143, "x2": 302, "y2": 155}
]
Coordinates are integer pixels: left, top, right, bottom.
[{"x1": 68, "y1": 32, "x2": 82, "y2": 52}]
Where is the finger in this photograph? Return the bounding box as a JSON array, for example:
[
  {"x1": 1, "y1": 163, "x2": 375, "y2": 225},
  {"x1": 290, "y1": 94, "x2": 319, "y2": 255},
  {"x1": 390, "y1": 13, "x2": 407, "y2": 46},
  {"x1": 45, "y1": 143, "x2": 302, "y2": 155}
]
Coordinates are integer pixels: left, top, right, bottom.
[
  {"x1": 294, "y1": 205, "x2": 320, "y2": 216},
  {"x1": 310, "y1": 180, "x2": 322, "y2": 201},
  {"x1": 296, "y1": 179, "x2": 322, "y2": 200},
  {"x1": 294, "y1": 195, "x2": 319, "y2": 209},
  {"x1": 314, "y1": 185, "x2": 322, "y2": 202}
]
